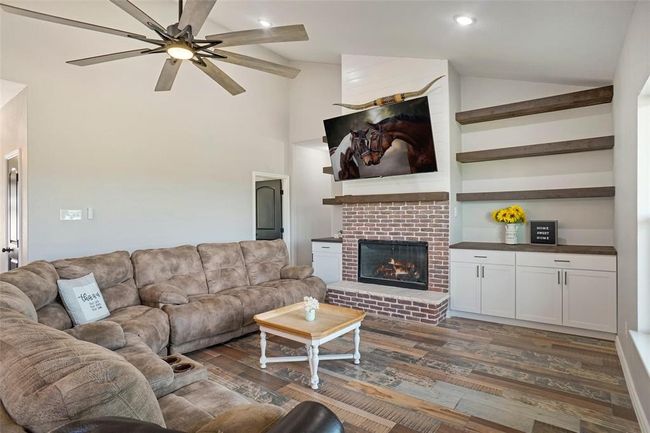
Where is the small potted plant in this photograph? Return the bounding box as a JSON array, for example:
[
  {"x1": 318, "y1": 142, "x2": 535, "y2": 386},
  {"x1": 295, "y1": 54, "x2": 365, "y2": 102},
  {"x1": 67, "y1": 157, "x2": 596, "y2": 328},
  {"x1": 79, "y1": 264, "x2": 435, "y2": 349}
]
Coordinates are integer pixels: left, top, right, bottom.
[
  {"x1": 303, "y1": 296, "x2": 320, "y2": 321},
  {"x1": 491, "y1": 205, "x2": 526, "y2": 244}
]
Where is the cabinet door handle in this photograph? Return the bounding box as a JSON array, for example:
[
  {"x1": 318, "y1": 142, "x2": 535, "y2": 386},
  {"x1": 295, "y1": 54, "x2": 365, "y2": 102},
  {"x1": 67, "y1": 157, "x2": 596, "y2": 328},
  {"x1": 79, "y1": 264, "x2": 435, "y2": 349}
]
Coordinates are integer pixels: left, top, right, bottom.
[
  {"x1": 474, "y1": 255, "x2": 487, "y2": 258},
  {"x1": 481, "y1": 265, "x2": 485, "y2": 278},
  {"x1": 564, "y1": 271, "x2": 568, "y2": 285},
  {"x1": 554, "y1": 259, "x2": 570, "y2": 263},
  {"x1": 557, "y1": 270, "x2": 561, "y2": 285},
  {"x1": 476, "y1": 265, "x2": 479, "y2": 278}
]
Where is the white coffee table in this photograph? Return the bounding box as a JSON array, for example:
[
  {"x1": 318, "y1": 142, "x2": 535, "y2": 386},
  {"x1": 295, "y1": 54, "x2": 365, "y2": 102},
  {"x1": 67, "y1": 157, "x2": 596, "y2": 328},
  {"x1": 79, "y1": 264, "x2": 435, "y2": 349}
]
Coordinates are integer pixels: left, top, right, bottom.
[{"x1": 253, "y1": 302, "x2": 366, "y2": 390}]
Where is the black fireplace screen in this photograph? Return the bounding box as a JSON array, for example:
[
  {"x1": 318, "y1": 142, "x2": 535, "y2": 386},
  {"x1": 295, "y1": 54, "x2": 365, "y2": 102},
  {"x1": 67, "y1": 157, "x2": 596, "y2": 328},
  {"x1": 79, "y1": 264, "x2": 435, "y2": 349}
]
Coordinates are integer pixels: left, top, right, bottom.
[{"x1": 358, "y1": 240, "x2": 428, "y2": 290}]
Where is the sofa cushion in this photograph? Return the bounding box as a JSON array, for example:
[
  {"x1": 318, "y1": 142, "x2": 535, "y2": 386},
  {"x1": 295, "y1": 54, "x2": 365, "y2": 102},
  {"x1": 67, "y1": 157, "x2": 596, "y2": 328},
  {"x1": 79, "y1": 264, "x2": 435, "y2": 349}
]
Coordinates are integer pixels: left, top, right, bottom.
[
  {"x1": 116, "y1": 334, "x2": 174, "y2": 398},
  {"x1": 196, "y1": 404, "x2": 285, "y2": 433},
  {"x1": 239, "y1": 240, "x2": 289, "y2": 285},
  {"x1": 219, "y1": 286, "x2": 285, "y2": 326},
  {"x1": 0, "y1": 281, "x2": 37, "y2": 322},
  {"x1": 108, "y1": 305, "x2": 170, "y2": 355},
  {"x1": 163, "y1": 295, "x2": 243, "y2": 349},
  {"x1": 132, "y1": 245, "x2": 208, "y2": 297},
  {"x1": 36, "y1": 302, "x2": 73, "y2": 330},
  {"x1": 259, "y1": 277, "x2": 327, "y2": 304},
  {"x1": 198, "y1": 243, "x2": 250, "y2": 293},
  {"x1": 0, "y1": 261, "x2": 59, "y2": 310},
  {"x1": 57, "y1": 273, "x2": 110, "y2": 326},
  {"x1": 158, "y1": 380, "x2": 249, "y2": 432},
  {"x1": 64, "y1": 320, "x2": 127, "y2": 351},
  {"x1": 52, "y1": 251, "x2": 140, "y2": 312},
  {"x1": 0, "y1": 311, "x2": 164, "y2": 433}
]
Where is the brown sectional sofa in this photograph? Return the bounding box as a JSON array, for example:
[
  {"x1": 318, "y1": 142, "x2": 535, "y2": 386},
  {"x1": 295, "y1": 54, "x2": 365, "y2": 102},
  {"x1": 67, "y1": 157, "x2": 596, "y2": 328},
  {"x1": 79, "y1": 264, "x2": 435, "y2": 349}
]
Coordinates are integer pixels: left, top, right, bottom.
[{"x1": 0, "y1": 239, "x2": 335, "y2": 433}]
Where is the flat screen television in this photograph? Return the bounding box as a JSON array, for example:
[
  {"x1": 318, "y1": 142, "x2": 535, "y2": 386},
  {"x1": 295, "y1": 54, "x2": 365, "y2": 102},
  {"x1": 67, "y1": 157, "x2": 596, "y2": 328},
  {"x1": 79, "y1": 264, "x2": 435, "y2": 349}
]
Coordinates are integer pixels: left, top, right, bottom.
[{"x1": 323, "y1": 96, "x2": 437, "y2": 181}]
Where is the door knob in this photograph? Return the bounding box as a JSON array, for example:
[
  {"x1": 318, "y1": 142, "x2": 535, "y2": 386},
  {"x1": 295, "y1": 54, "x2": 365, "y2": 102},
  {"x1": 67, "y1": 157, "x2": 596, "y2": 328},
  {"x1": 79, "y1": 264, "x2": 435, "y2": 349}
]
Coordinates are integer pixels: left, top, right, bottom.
[{"x1": 2, "y1": 247, "x2": 14, "y2": 253}]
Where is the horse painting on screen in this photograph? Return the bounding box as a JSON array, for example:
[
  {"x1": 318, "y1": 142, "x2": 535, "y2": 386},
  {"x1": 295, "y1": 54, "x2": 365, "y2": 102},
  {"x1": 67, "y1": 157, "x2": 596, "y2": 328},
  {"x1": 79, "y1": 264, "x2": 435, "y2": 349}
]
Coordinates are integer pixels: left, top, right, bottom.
[{"x1": 324, "y1": 97, "x2": 437, "y2": 181}]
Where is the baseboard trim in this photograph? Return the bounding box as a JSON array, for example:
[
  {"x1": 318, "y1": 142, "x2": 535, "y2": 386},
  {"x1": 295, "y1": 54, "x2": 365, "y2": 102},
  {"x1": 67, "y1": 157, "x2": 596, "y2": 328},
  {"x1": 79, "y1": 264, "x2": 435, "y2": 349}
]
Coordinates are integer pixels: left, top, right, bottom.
[
  {"x1": 447, "y1": 310, "x2": 616, "y2": 341},
  {"x1": 616, "y1": 336, "x2": 650, "y2": 433}
]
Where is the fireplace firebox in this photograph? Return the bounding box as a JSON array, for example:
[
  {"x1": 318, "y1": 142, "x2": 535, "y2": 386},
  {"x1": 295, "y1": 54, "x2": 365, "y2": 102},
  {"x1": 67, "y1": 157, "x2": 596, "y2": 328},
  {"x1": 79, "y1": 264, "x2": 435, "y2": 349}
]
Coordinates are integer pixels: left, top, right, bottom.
[{"x1": 358, "y1": 240, "x2": 428, "y2": 290}]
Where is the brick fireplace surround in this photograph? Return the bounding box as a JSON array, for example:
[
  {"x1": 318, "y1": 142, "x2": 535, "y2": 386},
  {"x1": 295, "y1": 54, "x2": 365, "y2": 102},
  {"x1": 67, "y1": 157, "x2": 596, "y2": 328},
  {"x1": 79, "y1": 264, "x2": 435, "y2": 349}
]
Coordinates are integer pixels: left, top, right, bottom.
[{"x1": 326, "y1": 200, "x2": 450, "y2": 324}]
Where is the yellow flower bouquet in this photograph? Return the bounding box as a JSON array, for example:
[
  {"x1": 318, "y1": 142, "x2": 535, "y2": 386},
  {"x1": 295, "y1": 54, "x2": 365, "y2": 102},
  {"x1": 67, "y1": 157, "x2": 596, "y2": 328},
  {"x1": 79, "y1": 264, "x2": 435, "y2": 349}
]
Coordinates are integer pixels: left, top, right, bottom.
[
  {"x1": 491, "y1": 205, "x2": 526, "y2": 224},
  {"x1": 491, "y1": 205, "x2": 526, "y2": 244}
]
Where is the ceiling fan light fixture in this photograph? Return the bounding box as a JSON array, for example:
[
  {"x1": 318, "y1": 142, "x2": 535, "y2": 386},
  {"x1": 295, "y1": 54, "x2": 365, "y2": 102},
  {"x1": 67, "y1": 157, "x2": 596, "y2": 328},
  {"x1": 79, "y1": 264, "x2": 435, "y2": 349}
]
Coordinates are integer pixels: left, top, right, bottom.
[{"x1": 167, "y1": 44, "x2": 194, "y2": 60}]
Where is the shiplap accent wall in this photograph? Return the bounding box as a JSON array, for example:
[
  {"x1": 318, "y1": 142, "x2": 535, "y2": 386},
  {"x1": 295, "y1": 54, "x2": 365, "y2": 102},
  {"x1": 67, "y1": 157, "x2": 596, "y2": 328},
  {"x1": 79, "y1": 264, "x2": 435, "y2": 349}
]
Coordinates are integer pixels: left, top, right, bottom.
[{"x1": 459, "y1": 77, "x2": 615, "y2": 245}]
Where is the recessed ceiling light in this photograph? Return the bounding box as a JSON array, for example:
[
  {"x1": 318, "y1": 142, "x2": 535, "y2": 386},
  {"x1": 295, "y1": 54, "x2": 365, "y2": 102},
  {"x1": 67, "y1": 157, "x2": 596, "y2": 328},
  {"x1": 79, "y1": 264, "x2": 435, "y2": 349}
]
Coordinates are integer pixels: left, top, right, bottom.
[
  {"x1": 258, "y1": 18, "x2": 272, "y2": 28},
  {"x1": 454, "y1": 15, "x2": 475, "y2": 26}
]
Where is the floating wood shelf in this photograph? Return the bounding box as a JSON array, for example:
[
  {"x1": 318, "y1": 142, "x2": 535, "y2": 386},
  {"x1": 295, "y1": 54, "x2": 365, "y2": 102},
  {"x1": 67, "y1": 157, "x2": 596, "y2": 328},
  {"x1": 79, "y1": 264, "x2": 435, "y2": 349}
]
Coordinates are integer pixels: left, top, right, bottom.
[
  {"x1": 322, "y1": 136, "x2": 328, "y2": 144},
  {"x1": 456, "y1": 187, "x2": 615, "y2": 202},
  {"x1": 455, "y1": 85, "x2": 613, "y2": 125},
  {"x1": 450, "y1": 242, "x2": 617, "y2": 256},
  {"x1": 323, "y1": 192, "x2": 449, "y2": 205},
  {"x1": 456, "y1": 136, "x2": 614, "y2": 163},
  {"x1": 323, "y1": 166, "x2": 333, "y2": 174}
]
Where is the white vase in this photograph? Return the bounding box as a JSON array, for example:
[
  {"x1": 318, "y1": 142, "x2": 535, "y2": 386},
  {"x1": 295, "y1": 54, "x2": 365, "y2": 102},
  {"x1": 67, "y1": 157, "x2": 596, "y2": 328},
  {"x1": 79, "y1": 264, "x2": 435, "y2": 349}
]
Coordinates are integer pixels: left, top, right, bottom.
[
  {"x1": 305, "y1": 309, "x2": 316, "y2": 322},
  {"x1": 504, "y1": 224, "x2": 519, "y2": 245}
]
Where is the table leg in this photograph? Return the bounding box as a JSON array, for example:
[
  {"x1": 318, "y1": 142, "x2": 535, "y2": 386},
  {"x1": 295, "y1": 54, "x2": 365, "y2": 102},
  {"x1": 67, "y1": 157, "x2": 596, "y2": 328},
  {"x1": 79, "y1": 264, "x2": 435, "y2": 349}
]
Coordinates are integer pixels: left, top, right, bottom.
[
  {"x1": 310, "y1": 344, "x2": 320, "y2": 390},
  {"x1": 260, "y1": 331, "x2": 267, "y2": 369},
  {"x1": 353, "y1": 326, "x2": 361, "y2": 365}
]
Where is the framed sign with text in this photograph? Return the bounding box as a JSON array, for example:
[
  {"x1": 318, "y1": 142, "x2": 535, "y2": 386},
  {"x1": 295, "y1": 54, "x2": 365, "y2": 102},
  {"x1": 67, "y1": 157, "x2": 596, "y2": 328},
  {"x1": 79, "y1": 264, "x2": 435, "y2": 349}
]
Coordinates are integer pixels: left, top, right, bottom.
[{"x1": 530, "y1": 220, "x2": 558, "y2": 245}]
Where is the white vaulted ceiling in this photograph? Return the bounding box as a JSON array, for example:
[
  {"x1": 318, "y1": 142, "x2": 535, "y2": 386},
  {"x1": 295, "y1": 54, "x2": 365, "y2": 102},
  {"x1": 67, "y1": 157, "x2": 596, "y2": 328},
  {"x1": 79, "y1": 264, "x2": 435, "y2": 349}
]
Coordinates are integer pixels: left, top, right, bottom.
[{"x1": 210, "y1": 0, "x2": 637, "y2": 85}]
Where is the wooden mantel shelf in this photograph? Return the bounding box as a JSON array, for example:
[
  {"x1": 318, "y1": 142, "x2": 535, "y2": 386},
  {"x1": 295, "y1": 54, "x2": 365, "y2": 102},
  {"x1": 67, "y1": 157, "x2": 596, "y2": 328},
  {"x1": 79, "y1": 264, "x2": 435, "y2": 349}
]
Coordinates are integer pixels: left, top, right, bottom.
[
  {"x1": 323, "y1": 192, "x2": 449, "y2": 205},
  {"x1": 450, "y1": 242, "x2": 617, "y2": 256},
  {"x1": 457, "y1": 187, "x2": 614, "y2": 202},
  {"x1": 456, "y1": 136, "x2": 614, "y2": 163},
  {"x1": 323, "y1": 166, "x2": 333, "y2": 174},
  {"x1": 455, "y1": 85, "x2": 613, "y2": 125}
]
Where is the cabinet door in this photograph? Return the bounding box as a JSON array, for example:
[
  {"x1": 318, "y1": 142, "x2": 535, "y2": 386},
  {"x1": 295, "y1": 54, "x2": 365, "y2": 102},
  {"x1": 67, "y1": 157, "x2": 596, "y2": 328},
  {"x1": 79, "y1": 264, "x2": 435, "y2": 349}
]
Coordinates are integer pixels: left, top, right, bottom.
[
  {"x1": 563, "y1": 270, "x2": 617, "y2": 332},
  {"x1": 481, "y1": 264, "x2": 516, "y2": 318},
  {"x1": 516, "y1": 266, "x2": 563, "y2": 325},
  {"x1": 450, "y1": 262, "x2": 481, "y2": 313},
  {"x1": 312, "y1": 252, "x2": 341, "y2": 284}
]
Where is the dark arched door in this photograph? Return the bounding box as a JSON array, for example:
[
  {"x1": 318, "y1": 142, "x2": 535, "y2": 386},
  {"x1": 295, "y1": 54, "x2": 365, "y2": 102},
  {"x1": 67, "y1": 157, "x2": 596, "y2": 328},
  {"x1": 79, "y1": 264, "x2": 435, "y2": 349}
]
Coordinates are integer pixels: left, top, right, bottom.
[{"x1": 255, "y1": 180, "x2": 283, "y2": 240}]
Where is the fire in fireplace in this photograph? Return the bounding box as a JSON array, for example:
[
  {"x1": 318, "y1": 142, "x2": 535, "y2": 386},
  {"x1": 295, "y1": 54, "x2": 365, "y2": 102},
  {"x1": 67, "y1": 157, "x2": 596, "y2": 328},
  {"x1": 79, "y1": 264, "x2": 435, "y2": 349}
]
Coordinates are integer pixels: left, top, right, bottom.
[{"x1": 358, "y1": 240, "x2": 428, "y2": 290}]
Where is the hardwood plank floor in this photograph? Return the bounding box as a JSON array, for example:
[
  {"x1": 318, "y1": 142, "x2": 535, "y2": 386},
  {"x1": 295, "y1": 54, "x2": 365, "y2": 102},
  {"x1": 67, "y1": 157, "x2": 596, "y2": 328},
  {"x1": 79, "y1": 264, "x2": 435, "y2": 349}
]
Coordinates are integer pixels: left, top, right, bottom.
[{"x1": 187, "y1": 316, "x2": 640, "y2": 433}]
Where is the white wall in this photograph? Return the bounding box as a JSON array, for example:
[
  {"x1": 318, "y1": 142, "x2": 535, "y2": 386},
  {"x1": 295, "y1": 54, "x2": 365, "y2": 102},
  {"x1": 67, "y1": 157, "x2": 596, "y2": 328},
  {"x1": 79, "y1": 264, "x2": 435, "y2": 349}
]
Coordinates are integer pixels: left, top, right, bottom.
[
  {"x1": 612, "y1": 1, "x2": 650, "y2": 427},
  {"x1": 290, "y1": 144, "x2": 333, "y2": 265},
  {"x1": 0, "y1": 87, "x2": 28, "y2": 270},
  {"x1": 447, "y1": 65, "x2": 463, "y2": 244},
  {"x1": 638, "y1": 81, "x2": 650, "y2": 334},
  {"x1": 288, "y1": 61, "x2": 342, "y2": 263},
  {"x1": 459, "y1": 77, "x2": 614, "y2": 245},
  {"x1": 0, "y1": 1, "x2": 291, "y2": 260},
  {"x1": 340, "y1": 55, "x2": 451, "y2": 196}
]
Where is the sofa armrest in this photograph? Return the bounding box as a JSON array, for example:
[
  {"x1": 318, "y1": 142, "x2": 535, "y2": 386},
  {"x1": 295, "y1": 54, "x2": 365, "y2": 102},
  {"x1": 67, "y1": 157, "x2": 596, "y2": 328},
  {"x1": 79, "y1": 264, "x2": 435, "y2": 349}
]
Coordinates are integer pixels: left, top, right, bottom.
[
  {"x1": 50, "y1": 417, "x2": 181, "y2": 433},
  {"x1": 64, "y1": 320, "x2": 127, "y2": 350},
  {"x1": 280, "y1": 265, "x2": 313, "y2": 280},
  {"x1": 139, "y1": 283, "x2": 188, "y2": 306},
  {"x1": 266, "y1": 401, "x2": 344, "y2": 433}
]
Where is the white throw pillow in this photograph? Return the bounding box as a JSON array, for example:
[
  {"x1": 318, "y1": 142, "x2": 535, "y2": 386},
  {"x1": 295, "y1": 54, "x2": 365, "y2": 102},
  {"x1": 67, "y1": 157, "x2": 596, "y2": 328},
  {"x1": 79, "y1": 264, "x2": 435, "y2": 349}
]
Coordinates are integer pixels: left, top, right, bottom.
[{"x1": 57, "y1": 273, "x2": 110, "y2": 326}]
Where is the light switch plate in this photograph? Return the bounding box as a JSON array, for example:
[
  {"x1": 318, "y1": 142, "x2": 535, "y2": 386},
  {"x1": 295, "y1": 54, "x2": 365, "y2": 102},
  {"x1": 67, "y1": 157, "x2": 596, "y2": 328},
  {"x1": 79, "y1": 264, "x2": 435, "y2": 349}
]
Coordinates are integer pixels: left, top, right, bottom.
[{"x1": 60, "y1": 209, "x2": 83, "y2": 221}]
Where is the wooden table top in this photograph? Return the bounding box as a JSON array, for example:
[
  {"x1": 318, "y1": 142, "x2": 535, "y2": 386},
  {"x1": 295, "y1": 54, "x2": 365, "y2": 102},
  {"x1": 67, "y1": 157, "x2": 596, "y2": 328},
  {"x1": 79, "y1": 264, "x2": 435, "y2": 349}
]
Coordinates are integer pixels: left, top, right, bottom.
[{"x1": 254, "y1": 303, "x2": 366, "y2": 339}]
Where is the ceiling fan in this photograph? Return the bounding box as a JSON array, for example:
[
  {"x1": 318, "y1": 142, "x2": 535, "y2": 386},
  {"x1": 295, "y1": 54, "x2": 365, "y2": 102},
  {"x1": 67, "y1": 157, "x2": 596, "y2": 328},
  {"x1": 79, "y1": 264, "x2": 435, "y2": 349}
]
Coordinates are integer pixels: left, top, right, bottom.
[{"x1": 0, "y1": 0, "x2": 309, "y2": 94}]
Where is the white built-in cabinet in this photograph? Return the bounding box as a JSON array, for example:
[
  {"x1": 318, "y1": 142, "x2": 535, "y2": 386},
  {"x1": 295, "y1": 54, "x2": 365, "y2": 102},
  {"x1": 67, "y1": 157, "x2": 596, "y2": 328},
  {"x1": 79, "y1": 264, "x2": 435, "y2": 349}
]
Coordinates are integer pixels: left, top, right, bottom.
[
  {"x1": 312, "y1": 241, "x2": 342, "y2": 284},
  {"x1": 449, "y1": 250, "x2": 516, "y2": 319},
  {"x1": 451, "y1": 248, "x2": 617, "y2": 334}
]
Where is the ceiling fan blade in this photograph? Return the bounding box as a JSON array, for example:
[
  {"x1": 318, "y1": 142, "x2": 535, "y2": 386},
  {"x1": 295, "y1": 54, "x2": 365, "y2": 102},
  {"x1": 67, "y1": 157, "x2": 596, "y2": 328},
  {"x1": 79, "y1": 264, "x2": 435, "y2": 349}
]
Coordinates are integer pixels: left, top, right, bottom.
[
  {"x1": 0, "y1": 2, "x2": 148, "y2": 40},
  {"x1": 205, "y1": 25, "x2": 308, "y2": 47},
  {"x1": 178, "y1": 0, "x2": 217, "y2": 35},
  {"x1": 211, "y1": 49, "x2": 300, "y2": 79},
  {"x1": 109, "y1": 0, "x2": 166, "y2": 33},
  {"x1": 193, "y1": 59, "x2": 245, "y2": 95},
  {"x1": 66, "y1": 48, "x2": 153, "y2": 66},
  {"x1": 155, "y1": 58, "x2": 182, "y2": 92}
]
